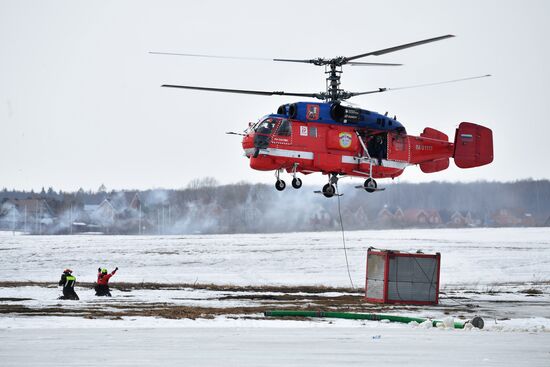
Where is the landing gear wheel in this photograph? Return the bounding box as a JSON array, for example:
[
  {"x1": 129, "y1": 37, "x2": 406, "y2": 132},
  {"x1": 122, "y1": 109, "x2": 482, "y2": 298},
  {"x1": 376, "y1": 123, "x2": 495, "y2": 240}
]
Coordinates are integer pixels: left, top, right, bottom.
[
  {"x1": 322, "y1": 183, "x2": 336, "y2": 198},
  {"x1": 275, "y1": 180, "x2": 286, "y2": 191},
  {"x1": 364, "y1": 178, "x2": 377, "y2": 193},
  {"x1": 291, "y1": 177, "x2": 302, "y2": 189}
]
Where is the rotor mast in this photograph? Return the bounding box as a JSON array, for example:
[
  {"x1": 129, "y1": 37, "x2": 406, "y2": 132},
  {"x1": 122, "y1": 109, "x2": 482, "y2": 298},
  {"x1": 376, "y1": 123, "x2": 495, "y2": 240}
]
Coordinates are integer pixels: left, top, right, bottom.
[{"x1": 326, "y1": 62, "x2": 343, "y2": 102}]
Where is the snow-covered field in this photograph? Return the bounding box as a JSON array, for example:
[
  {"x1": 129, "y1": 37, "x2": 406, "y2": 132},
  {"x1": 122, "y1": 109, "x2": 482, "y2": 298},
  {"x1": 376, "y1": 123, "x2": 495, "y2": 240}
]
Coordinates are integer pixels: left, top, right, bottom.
[
  {"x1": 1, "y1": 228, "x2": 549, "y2": 366},
  {"x1": 1, "y1": 227, "x2": 549, "y2": 286}
]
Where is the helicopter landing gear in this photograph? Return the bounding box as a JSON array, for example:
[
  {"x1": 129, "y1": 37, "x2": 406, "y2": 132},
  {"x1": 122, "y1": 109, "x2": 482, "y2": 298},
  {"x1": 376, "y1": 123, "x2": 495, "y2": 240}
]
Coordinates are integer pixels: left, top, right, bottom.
[
  {"x1": 292, "y1": 177, "x2": 302, "y2": 189},
  {"x1": 322, "y1": 183, "x2": 336, "y2": 198},
  {"x1": 274, "y1": 169, "x2": 286, "y2": 191},
  {"x1": 320, "y1": 174, "x2": 339, "y2": 198},
  {"x1": 313, "y1": 174, "x2": 343, "y2": 198},
  {"x1": 274, "y1": 166, "x2": 302, "y2": 191},
  {"x1": 354, "y1": 177, "x2": 386, "y2": 192},
  {"x1": 290, "y1": 163, "x2": 302, "y2": 189},
  {"x1": 364, "y1": 178, "x2": 377, "y2": 193},
  {"x1": 275, "y1": 180, "x2": 286, "y2": 191}
]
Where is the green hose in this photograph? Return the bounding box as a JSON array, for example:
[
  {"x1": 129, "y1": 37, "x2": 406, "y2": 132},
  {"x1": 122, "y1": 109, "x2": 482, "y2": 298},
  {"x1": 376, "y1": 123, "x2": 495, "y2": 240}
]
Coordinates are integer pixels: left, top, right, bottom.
[{"x1": 264, "y1": 310, "x2": 482, "y2": 329}]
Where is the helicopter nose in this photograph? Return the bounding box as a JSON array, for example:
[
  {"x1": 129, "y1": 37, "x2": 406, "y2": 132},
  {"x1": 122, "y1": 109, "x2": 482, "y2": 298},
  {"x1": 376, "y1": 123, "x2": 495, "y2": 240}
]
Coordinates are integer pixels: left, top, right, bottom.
[
  {"x1": 242, "y1": 133, "x2": 254, "y2": 149},
  {"x1": 241, "y1": 133, "x2": 255, "y2": 158},
  {"x1": 253, "y1": 133, "x2": 270, "y2": 150}
]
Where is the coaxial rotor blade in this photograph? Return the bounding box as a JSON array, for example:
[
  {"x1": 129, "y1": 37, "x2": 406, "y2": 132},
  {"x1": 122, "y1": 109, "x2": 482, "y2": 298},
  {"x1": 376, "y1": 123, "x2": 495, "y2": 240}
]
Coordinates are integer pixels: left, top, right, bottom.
[
  {"x1": 273, "y1": 59, "x2": 404, "y2": 66},
  {"x1": 150, "y1": 51, "x2": 324, "y2": 64},
  {"x1": 273, "y1": 57, "x2": 327, "y2": 65},
  {"x1": 348, "y1": 62, "x2": 403, "y2": 66},
  {"x1": 149, "y1": 51, "x2": 274, "y2": 61},
  {"x1": 151, "y1": 35, "x2": 452, "y2": 66},
  {"x1": 346, "y1": 34, "x2": 455, "y2": 62},
  {"x1": 151, "y1": 51, "x2": 335, "y2": 67},
  {"x1": 273, "y1": 58, "x2": 313, "y2": 63},
  {"x1": 161, "y1": 84, "x2": 323, "y2": 99},
  {"x1": 349, "y1": 74, "x2": 491, "y2": 97}
]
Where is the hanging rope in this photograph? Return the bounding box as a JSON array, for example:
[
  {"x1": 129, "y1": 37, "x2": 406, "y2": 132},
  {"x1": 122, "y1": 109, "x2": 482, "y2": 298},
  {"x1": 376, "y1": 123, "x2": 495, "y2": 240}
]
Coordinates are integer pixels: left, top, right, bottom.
[{"x1": 336, "y1": 184, "x2": 355, "y2": 289}]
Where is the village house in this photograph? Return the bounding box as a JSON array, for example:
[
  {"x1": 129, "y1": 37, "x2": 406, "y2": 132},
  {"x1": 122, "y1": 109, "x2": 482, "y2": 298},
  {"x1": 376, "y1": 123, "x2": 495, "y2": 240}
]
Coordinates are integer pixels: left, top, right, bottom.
[
  {"x1": 403, "y1": 209, "x2": 429, "y2": 226},
  {"x1": 491, "y1": 208, "x2": 532, "y2": 227},
  {"x1": 80, "y1": 193, "x2": 146, "y2": 234},
  {"x1": 309, "y1": 206, "x2": 336, "y2": 230},
  {"x1": 376, "y1": 206, "x2": 404, "y2": 228},
  {"x1": 0, "y1": 198, "x2": 55, "y2": 233},
  {"x1": 400, "y1": 209, "x2": 440, "y2": 227},
  {"x1": 353, "y1": 206, "x2": 369, "y2": 228}
]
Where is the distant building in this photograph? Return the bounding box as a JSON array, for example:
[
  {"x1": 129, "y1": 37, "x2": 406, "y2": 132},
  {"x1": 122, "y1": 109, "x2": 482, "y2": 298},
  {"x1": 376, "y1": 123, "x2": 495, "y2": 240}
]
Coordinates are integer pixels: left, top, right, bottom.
[
  {"x1": 440, "y1": 210, "x2": 471, "y2": 227},
  {"x1": 376, "y1": 205, "x2": 404, "y2": 228},
  {"x1": 490, "y1": 208, "x2": 536, "y2": 227},
  {"x1": 0, "y1": 198, "x2": 55, "y2": 233},
  {"x1": 93, "y1": 198, "x2": 118, "y2": 226},
  {"x1": 353, "y1": 206, "x2": 369, "y2": 228},
  {"x1": 403, "y1": 209, "x2": 427, "y2": 226},
  {"x1": 399, "y1": 209, "x2": 442, "y2": 227},
  {"x1": 425, "y1": 209, "x2": 443, "y2": 226},
  {"x1": 79, "y1": 193, "x2": 147, "y2": 234},
  {"x1": 309, "y1": 206, "x2": 336, "y2": 230}
]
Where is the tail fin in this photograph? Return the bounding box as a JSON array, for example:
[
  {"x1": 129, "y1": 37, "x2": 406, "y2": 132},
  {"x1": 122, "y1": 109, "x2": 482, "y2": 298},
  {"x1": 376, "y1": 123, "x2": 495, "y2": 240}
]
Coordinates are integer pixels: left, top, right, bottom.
[
  {"x1": 419, "y1": 128, "x2": 450, "y2": 173},
  {"x1": 453, "y1": 122, "x2": 493, "y2": 168}
]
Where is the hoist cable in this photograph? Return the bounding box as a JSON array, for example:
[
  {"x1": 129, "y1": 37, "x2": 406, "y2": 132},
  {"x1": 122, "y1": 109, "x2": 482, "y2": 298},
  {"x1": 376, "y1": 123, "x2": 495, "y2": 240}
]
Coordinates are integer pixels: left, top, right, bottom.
[{"x1": 336, "y1": 184, "x2": 355, "y2": 289}]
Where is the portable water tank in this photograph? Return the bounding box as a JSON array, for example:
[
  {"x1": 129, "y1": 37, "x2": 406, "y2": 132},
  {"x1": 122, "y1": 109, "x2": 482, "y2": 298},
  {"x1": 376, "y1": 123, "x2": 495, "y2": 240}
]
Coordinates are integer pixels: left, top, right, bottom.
[{"x1": 365, "y1": 248, "x2": 440, "y2": 305}]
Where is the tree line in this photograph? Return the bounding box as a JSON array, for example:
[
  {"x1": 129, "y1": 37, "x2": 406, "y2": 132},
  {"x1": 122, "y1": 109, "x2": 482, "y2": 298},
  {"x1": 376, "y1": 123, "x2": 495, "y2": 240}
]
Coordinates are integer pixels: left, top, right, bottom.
[{"x1": 0, "y1": 178, "x2": 548, "y2": 234}]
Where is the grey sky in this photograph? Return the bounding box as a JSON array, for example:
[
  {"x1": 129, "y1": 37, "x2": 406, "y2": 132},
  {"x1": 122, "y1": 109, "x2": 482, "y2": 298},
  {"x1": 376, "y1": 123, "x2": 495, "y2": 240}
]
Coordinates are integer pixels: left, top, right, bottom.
[{"x1": 1, "y1": 0, "x2": 549, "y2": 191}]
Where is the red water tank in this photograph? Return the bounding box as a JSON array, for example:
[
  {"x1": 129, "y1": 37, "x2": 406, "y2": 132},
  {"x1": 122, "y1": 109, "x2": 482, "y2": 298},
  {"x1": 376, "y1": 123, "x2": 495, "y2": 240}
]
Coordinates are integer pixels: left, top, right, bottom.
[{"x1": 365, "y1": 248, "x2": 440, "y2": 305}]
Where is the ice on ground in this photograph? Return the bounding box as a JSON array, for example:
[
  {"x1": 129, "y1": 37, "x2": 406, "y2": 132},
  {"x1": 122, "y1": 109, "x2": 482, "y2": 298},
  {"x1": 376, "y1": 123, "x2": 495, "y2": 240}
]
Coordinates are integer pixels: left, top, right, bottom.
[
  {"x1": 0, "y1": 228, "x2": 549, "y2": 334},
  {"x1": 1, "y1": 228, "x2": 549, "y2": 366},
  {"x1": 0, "y1": 227, "x2": 549, "y2": 287},
  {"x1": 2, "y1": 326, "x2": 550, "y2": 367}
]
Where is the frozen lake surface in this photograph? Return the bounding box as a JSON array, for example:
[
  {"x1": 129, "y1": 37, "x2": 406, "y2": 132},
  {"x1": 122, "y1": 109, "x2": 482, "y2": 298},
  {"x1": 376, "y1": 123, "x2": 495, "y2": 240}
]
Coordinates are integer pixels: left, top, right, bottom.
[
  {"x1": 2, "y1": 326, "x2": 550, "y2": 367},
  {"x1": 1, "y1": 227, "x2": 549, "y2": 286},
  {"x1": 1, "y1": 228, "x2": 549, "y2": 366}
]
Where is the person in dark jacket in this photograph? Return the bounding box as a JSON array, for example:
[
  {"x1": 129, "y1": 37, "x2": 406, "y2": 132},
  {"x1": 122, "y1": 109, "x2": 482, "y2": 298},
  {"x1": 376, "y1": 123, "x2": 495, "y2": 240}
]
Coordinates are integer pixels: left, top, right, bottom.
[
  {"x1": 58, "y1": 269, "x2": 79, "y2": 300},
  {"x1": 95, "y1": 267, "x2": 118, "y2": 297}
]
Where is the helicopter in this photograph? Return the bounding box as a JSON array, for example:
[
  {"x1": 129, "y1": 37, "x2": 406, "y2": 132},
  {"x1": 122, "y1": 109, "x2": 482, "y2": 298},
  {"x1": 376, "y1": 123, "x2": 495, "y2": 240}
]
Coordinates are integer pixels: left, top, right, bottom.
[{"x1": 153, "y1": 34, "x2": 493, "y2": 197}]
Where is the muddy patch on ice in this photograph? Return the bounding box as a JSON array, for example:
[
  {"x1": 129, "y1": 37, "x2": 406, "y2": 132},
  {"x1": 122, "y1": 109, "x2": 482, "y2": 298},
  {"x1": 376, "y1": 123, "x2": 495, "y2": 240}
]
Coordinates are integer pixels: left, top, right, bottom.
[{"x1": 0, "y1": 281, "x2": 549, "y2": 322}]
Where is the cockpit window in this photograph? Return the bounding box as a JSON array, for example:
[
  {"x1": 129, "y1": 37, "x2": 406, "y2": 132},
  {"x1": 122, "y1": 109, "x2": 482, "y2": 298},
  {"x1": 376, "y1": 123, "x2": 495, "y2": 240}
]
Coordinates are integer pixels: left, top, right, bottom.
[
  {"x1": 255, "y1": 118, "x2": 277, "y2": 135},
  {"x1": 276, "y1": 119, "x2": 291, "y2": 136}
]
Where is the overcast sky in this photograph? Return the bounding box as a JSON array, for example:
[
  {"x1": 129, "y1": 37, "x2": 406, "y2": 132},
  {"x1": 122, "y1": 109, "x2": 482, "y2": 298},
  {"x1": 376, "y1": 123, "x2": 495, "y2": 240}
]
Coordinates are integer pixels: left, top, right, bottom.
[{"x1": 1, "y1": 0, "x2": 549, "y2": 191}]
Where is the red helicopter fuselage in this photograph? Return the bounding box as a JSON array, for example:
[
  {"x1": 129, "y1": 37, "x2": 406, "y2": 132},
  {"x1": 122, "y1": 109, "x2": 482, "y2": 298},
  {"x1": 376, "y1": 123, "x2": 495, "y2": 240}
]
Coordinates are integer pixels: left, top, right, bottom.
[{"x1": 240, "y1": 102, "x2": 493, "y2": 191}]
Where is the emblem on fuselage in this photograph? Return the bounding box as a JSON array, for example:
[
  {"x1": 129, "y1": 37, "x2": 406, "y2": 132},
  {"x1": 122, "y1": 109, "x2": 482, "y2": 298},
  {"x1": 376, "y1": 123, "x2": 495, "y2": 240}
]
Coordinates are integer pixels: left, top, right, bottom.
[
  {"x1": 306, "y1": 104, "x2": 320, "y2": 120},
  {"x1": 339, "y1": 132, "x2": 352, "y2": 148}
]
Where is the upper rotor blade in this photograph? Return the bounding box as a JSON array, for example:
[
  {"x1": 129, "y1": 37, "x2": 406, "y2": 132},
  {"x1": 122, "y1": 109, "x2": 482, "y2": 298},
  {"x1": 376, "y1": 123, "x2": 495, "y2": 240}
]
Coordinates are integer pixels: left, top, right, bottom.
[
  {"x1": 273, "y1": 58, "x2": 321, "y2": 64},
  {"x1": 273, "y1": 60, "x2": 405, "y2": 67},
  {"x1": 161, "y1": 84, "x2": 322, "y2": 99},
  {"x1": 348, "y1": 62, "x2": 403, "y2": 66},
  {"x1": 151, "y1": 51, "x2": 325, "y2": 65},
  {"x1": 349, "y1": 74, "x2": 491, "y2": 97},
  {"x1": 346, "y1": 34, "x2": 455, "y2": 62},
  {"x1": 149, "y1": 51, "x2": 274, "y2": 61}
]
